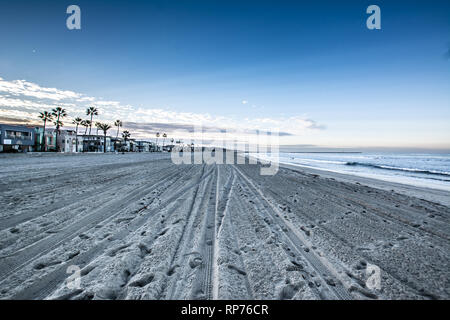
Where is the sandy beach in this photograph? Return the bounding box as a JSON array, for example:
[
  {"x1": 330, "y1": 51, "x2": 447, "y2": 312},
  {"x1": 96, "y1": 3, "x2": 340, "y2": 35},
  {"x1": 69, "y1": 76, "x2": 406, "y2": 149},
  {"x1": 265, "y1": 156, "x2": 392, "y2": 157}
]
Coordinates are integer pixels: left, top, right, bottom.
[{"x1": 0, "y1": 152, "x2": 448, "y2": 300}]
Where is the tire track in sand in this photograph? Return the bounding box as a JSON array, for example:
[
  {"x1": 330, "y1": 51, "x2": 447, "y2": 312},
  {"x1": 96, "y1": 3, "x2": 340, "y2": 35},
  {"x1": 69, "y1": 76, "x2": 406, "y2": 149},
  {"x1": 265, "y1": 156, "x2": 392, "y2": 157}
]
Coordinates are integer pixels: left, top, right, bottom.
[
  {"x1": 10, "y1": 165, "x2": 202, "y2": 300},
  {"x1": 159, "y1": 165, "x2": 215, "y2": 299},
  {"x1": 260, "y1": 172, "x2": 446, "y2": 299},
  {"x1": 0, "y1": 165, "x2": 188, "y2": 285},
  {"x1": 189, "y1": 166, "x2": 218, "y2": 300},
  {"x1": 216, "y1": 166, "x2": 254, "y2": 299},
  {"x1": 232, "y1": 165, "x2": 354, "y2": 300}
]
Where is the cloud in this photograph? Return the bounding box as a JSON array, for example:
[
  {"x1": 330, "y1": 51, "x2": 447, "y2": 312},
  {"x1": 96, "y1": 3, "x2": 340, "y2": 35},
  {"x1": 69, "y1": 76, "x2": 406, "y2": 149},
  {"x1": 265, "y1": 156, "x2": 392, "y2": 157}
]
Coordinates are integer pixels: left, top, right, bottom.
[
  {"x1": 0, "y1": 76, "x2": 324, "y2": 141},
  {"x1": 0, "y1": 115, "x2": 34, "y2": 124},
  {"x1": 0, "y1": 78, "x2": 82, "y2": 101},
  {"x1": 124, "y1": 121, "x2": 293, "y2": 137}
]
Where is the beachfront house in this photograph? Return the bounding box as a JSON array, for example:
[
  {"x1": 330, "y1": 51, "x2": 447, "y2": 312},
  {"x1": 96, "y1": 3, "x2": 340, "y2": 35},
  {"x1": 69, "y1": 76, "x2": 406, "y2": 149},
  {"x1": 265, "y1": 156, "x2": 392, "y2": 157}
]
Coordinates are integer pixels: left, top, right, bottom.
[
  {"x1": 34, "y1": 127, "x2": 58, "y2": 152},
  {"x1": 114, "y1": 138, "x2": 130, "y2": 152},
  {"x1": 111, "y1": 137, "x2": 122, "y2": 152},
  {"x1": 129, "y1": 139, "x2": 138, "y2": 152},
  {"x1": 136, "y1": 140, "x2": 148, "y2": 152},
  {"x1": 57, "y1": 130, "x2": 83, "y2": 153},
  {"x1": 81, "y1": 135, "x2": 112, "y2": 152},
  {"x1": 33, "y1": 127, "x2": 45, "y2": 151},
  {"x1": 34, "y1": 128, "x2": 67, "y2": 152},
  {"x1": 136, "y1": 140, "x2": 157, "y2": 152},
  {"x1": 0, "y1": 124, "x2": 35, "y2": 153},
  {"x1": 162, "y1": 144, "x2": 175, "y2": 152}
]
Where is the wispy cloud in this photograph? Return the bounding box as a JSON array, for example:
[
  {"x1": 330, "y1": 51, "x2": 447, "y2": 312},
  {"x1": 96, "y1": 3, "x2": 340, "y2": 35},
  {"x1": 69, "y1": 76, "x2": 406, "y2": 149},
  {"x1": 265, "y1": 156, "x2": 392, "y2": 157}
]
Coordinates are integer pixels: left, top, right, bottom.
[
  {"x1": 0, "y1": 76, "x2": 324, "y2": 141},
  {"x1": 0, "y1": 77, "x2": 81, "y2": 101}
]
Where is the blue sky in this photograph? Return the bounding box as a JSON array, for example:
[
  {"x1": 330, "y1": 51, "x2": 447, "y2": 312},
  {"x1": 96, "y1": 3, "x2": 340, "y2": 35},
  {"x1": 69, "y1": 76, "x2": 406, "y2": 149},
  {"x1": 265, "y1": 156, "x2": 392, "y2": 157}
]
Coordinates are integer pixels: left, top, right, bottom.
[{"x1": 0, "y1": 0, "x2": 449, "y2": 149}]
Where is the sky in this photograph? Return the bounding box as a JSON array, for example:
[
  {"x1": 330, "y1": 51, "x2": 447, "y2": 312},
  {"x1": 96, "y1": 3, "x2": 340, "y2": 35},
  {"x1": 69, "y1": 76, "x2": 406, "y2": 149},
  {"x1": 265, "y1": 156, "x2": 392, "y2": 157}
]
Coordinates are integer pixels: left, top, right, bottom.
[{"x1": 0, "y1": 0, "x2": 449, "y2": 150}]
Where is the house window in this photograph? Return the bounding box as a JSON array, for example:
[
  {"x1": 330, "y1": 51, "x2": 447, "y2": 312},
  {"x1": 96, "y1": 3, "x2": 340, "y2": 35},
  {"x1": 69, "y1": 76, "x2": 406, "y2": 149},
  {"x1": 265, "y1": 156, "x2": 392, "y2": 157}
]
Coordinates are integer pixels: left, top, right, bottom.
[
  {"x1": 5, "y1": 130, "x2": 32, "y2": 140},
  {"x1": 5, "y1": 130, "x2": 15, "y2": 139}
]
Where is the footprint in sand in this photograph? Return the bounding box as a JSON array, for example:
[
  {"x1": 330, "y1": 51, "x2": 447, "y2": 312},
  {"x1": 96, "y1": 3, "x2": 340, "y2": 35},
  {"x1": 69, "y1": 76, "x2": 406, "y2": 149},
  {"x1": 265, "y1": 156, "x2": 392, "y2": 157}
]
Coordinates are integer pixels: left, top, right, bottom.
[{"x1": 129, "y1": 274, "x2": 154, "y2": 288}]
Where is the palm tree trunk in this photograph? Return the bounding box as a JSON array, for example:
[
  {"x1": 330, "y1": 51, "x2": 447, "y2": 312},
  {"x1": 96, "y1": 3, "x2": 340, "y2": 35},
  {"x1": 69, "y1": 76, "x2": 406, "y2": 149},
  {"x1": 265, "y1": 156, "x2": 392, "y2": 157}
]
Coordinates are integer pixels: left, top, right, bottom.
[
  {"x1": 115, "y1": 126, "x2": 119, "y2": 151},
  {"x1": 55, "y1": 128, "x2": 59, "y2": 152},
  {"x1": 42, "y1": 120, "x2": 46, "y2": 152},
  {"x1": 89, "y1": 114, "x2": 93, "y2": 135},
  {"x1": 104, "y1": 133, "x2": 107, "y2": 153},
  {"x1": 75, "y1": 124, "x2": 79, "y2": 152},
  {"x1": 56, "y1": 113, "x2": 61, "y2": 152}
]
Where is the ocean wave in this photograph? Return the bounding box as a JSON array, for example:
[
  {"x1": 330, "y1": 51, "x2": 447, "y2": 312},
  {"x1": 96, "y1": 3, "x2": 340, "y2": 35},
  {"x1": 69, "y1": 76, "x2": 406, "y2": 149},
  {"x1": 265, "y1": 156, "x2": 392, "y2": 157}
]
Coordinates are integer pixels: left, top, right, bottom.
[
  {"x1": 345, "y1": 162, "x2": 450, "y2": 177},
  {"x1": 282, "y1": 158, "x2": 347, "y2": 165}
]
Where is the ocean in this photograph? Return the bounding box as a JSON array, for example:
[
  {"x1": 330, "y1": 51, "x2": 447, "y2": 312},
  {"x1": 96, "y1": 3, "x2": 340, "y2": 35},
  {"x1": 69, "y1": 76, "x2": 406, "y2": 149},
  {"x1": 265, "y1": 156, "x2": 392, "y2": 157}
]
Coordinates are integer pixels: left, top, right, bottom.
[{"x1": 251, "y1": 152, "x2": 450, "y2": 191}]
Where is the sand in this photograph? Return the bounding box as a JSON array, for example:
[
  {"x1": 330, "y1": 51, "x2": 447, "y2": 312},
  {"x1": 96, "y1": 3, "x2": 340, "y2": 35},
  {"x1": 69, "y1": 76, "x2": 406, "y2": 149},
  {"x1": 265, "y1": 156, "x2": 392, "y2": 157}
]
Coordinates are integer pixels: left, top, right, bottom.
[{"x1": 0, "y1": 152, "x2": 448, "y2": 300}]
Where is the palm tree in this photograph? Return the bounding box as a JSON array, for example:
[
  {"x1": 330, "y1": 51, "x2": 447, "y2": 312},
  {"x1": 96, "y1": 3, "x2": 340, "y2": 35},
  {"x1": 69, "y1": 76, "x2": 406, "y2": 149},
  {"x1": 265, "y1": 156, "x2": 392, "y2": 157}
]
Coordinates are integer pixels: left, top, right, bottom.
[
  {"x1": 86, "y1": 107, "x2": 98, "y2": 135},
  {"x1": 38, "y1": 111, "x2": 53, "y2": 151},
  {"x1": 72, "y1": 117, "x2": 83, "y2": 152},
  {"x1": 114, "y1": 120, "x2": 122, "y2": 151},
  {"x1": 95, "y1": 122, "x2": 101, "y2": 135},
  {"x1": 97, "y1": 123, "x2": 111, "y2": 153},
  {"x1": 114, "y1": 120, "x2": 122, "y2": 138},
  {"x1": 122, "y1": 130, "x2": 131, "y2": 152},
  {"x1": 122, "y1": 130, "x2": 131, "y2": 141},
  {"x1": 162, "y1": 133, "x2": 167, "y2": 148},
  {"x1": 52, "y1": 107, "x2": 67, "y2": 152},
  {"x1": 155, "y1": 132, "x2": 160, "y2": 151},
  {"x1": 53, "y1": 120, "x2": 64, "y2": 152},
  {"x1": 72, "y1": 117, "x2": 83, "y2": 134},
  {"x1": 82, "y1": 120, "x2": 91, "y2": 135}
]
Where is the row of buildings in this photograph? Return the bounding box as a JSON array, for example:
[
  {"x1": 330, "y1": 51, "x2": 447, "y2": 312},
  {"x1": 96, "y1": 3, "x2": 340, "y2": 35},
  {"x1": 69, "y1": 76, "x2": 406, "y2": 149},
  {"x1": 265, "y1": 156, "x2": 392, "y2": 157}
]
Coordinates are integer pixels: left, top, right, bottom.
[{"x1": 0, "y1": 123, "x2": 175, "y2": 153}]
